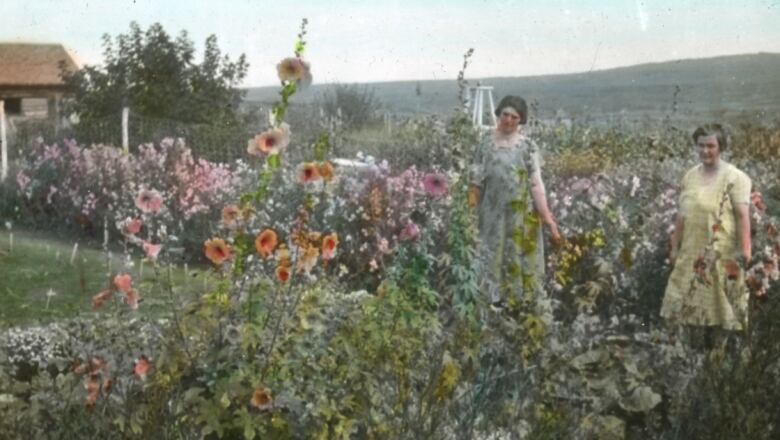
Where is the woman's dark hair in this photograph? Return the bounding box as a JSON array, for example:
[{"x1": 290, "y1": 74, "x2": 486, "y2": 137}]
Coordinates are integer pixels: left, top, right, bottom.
[
  {"x1": 494, "y1": 95, "x2": 528, "y2": 125},
  {"x1": 692, "y1": 124, "x2": 728, "y2": 151}
]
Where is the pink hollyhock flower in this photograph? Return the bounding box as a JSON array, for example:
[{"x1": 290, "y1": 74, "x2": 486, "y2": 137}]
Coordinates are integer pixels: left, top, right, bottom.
[
  {"x1": 143, "y1": 241, "x2": 162, "y2": 260},
  {"x1": 248, "y1": 126, "x2": 290, "y2": 156},
  {"x1": 399, "y1": 222, "x2": 420, "y2": 242},
  {"x1": 135, "y1": 189, "x2": 163, "y2": 214},
  {"x1": 123, "y1": 218, "x2": 143, "y2": 235},
  {"x1": 276, "y1": 57, "x2": 312, "y2": 86},
  {"x1": 113, "y1": 273, "x2": 133, "y2": 293},
  {"x1": 133, "y1": 355, "x2": 152, "y2": 379},
  {"x1": 422, "y1": 173, "x2": 448, "y2": 198}
]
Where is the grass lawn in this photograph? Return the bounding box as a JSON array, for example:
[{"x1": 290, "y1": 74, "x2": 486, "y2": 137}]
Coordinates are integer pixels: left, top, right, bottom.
[{"x1": 0, "y1": 228, "x2": 217, "y2": 327}]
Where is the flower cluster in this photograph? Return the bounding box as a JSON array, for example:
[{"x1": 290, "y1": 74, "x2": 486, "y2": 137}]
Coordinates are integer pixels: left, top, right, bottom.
[{"x1": 14, "y1": 137, "x2": 252, "y2": 256}]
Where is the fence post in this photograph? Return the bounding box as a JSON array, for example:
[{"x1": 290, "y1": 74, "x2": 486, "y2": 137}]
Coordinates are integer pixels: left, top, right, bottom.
[
  {"x1": 122, "y1": 106, "x2": 129, "y2": 153},
  {"x1": 1, "y1": 100, "x2": 7, "y2": 182}
]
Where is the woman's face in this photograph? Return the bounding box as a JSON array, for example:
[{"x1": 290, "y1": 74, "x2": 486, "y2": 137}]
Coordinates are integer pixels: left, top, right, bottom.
[
  {"x1": 696, "y1": 134, "x2": 721, "y2": 167},
  {"x1": 497, "y1": 106, "x2": 521, "y2": 135}
]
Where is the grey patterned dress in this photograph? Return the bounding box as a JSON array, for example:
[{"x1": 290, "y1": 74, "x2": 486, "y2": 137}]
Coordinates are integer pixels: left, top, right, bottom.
[{"x1": 471, "y1": 133, "x2": 545, "y2": 303}]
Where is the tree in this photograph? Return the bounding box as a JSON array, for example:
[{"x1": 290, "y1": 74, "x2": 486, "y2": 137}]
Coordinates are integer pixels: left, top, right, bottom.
[
  {"x1": 319, "y1": 84, "x2": 383, "y2": 130},
  {"x1": 62, "y1": 22, "x2": 249, "y2": 156}
]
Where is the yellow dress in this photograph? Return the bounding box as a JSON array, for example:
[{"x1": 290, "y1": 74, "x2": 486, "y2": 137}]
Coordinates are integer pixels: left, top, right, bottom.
[{"x1": 661, "y1": 160, "x2": 751, "y2": 330}]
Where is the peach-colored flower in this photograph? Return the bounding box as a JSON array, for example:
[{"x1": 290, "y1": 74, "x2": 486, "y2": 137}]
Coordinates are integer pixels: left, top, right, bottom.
[
  {"x1": 319, "y1": 161, "x2": 335, "y2": 182},
  {"x1": 276, "y1": 265, "x2": 291, "y2": 283},
  {"x1": 222, "y1": 205, "x2": 241, "y2": 227},
  {"x1": 248, "y1": 126, "x2": 290, "y2": 156},
  {"x1": 322, "y1": 233, "x2": 339, "y2": 260},
  {"x1": 133, "y1": 355, "x2": 152, "y2": 380},
  {"x1": 113, "y1": 273, "x2": 133, "y2": 293},
  {"x1": 91, "y1": 289, "x2": 112, "y2": 309},
  {"x1": 135, "y1": 189, "x2": 164, "y2": 213},
  {"x1": 250, "y1": 387, "x2": 273, "y2": 410},
  {"x1": 276, "y1": 245, "x2": 292, "y2": 267},
  {"x1": 276, "y1": 57, "x2": 311, "y2": 85},
  {"x1": 123, "y1": 218, "x2": 143, "y2": 235},
  {"x1": 204, "y1": 238, "x2": 233, "y2": 266},
  {"x1": 143, "y1": 241, "x2": 162, "y2": 260},
  {"x1": 255, "y1": 229, "x2": 278, "y2": 259},
  {"x1": 298, "y1": 162, "x2": 321, "y2": 183},
  {"x1": 296, "y1": 244, "x2": 320, "y2": 274},
  {"x1": 767, "y1": 224, "x2": 778, "y2": 238},
  {"x1": 124, "y1": 289, "x2": 140, "y2": 310}
]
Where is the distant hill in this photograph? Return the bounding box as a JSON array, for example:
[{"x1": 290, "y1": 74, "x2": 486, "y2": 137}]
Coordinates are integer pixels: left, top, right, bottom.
[{"x1": 243, "y1": 53, "x2": 780, "y2": 121}]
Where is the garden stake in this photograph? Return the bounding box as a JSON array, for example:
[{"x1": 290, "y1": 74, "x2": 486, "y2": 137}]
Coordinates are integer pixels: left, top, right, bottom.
[{"x1": 70, "y1": 242, "x2": 78, "y2": 265}]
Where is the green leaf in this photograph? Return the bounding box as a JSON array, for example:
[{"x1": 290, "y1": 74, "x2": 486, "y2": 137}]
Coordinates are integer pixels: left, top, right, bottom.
[
  {"x1": 267, "y1": 153, "x2": 281, "y2": 170},
  {"x1": 220, "y1": 392, "x2": 231, "y2": 408}
]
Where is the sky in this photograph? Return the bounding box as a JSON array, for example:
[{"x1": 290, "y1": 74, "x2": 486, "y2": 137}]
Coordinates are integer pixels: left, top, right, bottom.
[{"x1": 2, "y1": 0, "x2": 779, "y2": 87}]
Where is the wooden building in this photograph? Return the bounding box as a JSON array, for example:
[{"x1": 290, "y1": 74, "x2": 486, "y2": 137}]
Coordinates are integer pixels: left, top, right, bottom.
[{"x1": 0, "y1": 43, "x2": 79, "y2": 179}]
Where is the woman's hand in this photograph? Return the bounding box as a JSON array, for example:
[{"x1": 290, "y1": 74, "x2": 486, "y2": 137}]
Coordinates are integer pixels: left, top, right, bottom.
[{"x1": 548, "y1": 221, "x2": 564, "y2": 248}]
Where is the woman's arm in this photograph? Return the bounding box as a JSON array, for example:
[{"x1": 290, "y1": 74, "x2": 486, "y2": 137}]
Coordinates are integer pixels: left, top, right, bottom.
[
  {"x1": 529, "y1": 171, "x2": 562, "y2": 245},
  {"x1": 669, "y1": 213, "x2": 685, "y2": 265},
  {"x1": 735, "y1": 203, "x2": 751, "y2": 263}
]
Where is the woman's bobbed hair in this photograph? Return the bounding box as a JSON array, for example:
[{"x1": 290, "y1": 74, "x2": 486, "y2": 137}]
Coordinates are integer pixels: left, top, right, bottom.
[
  {"x1": 692, "y1": 123, "x2": 729, "y2": 151},
  {"x1": 494, "y1": 95, "x2": 528, "y2": 125}
]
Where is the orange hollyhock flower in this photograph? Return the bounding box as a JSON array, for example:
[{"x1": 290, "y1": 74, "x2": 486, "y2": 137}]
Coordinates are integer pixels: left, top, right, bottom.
[
  {"x1": 113, "y1": 273, "x2": 133, "y2": 293},
  {"x1": 276, "y1": 265, "x2": 291, "y2": 283},
  {"x1": 322, "y1": 233, "x2": 339, "y2": 260},
  {"x1": 92, "y1": 289, "x2": 112, "y2": 309},
  {"x1": 255, "y1": 229, "x2": 278, "y2": 259},
  {"x1": 222, "y1": 205, "x2": 241, "y2": 227},
  {"x1": 724, "y1": 260, "x2": 740, "y2": 280},
  {"x1": 133, "y1": 355, "x2": 152, "y2": 380},
  {"x1": 248, "y1": 126, "x2": 290, "y2": 156},
  {"x1": 250, "y1": 387, "x2": 273, "y2": 410},
  {"x1": 204, "y1": 238, "x2": 233, "y2": 266},
  {"x1": 125, "y1": 289, "x2": 140, "y2": 310},
  {"x1": 319, "y1": 161, "x2": 335, "y2": 182},
  {"x1": 298, "y1": 162, "x2": 321, "y2": 183}
]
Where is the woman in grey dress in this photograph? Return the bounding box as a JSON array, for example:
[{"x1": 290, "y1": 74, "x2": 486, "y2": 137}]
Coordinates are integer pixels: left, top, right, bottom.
[{"x1": 469, "y1": 95, "x2": 561, "y2": 306}]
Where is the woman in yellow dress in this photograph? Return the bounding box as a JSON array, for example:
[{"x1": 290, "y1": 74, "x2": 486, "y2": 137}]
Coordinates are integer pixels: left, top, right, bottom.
[{"x1": 662, "y1": 124, "x2": 752, "y2": 333}]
